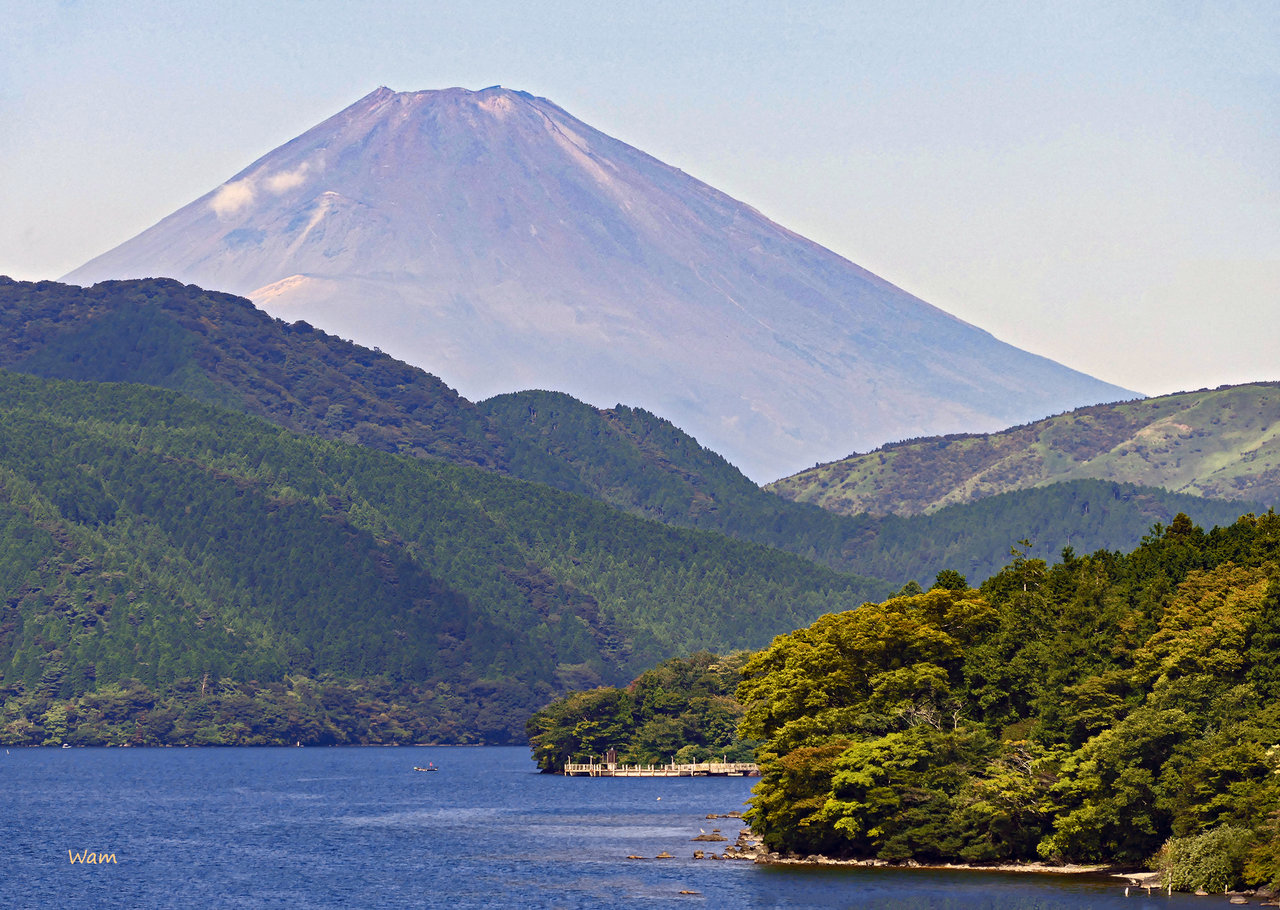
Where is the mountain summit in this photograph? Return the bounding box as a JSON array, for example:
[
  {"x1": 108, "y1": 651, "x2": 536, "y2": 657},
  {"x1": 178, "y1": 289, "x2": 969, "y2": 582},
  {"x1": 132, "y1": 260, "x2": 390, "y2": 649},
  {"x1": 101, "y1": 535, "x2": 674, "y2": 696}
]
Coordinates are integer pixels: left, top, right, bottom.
[{"x1": 64, "y1": 86, "x2": 1132, "y2": 479}]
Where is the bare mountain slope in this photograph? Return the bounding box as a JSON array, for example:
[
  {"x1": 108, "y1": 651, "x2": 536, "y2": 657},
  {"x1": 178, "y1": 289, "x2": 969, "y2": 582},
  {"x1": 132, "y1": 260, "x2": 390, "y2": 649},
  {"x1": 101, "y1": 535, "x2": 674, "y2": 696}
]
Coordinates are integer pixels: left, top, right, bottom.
[{"x1": 65, "y1": 86, "x2": 1131, "y2": 480}]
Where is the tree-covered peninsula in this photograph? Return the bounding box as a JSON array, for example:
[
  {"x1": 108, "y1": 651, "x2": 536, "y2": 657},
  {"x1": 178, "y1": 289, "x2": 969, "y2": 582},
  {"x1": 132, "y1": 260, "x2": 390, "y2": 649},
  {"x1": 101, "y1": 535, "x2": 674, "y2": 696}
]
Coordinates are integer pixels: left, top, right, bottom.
[
  {"x1": 526, "y1": 651, "x2": 759, "y2": 771},
  {"x1": 737, "y1": 514, "x2": 1280, "y2": 892}
]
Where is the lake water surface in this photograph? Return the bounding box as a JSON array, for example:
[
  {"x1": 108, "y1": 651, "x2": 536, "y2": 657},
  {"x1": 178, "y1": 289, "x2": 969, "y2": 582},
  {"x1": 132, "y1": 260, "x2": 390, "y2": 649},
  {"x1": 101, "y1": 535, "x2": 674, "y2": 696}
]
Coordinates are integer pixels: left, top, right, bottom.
[{"x1": 5, "y1": 746, "x2": 1213, "y2": 908}]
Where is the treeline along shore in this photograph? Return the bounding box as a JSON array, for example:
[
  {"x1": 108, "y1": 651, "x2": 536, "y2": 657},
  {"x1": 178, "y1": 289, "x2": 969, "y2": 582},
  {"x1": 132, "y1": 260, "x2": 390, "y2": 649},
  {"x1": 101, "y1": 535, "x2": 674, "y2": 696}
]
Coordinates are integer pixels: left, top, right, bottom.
[{"x1": 533, "y1": 513, "x2": 1280, "y2": 894}]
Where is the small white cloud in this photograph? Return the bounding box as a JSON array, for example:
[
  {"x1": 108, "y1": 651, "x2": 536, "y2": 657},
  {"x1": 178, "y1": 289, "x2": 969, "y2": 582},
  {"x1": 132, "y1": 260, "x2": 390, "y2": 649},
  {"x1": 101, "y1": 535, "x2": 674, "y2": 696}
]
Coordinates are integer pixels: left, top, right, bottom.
[
  {"x1": 209, "y1": 161, "x2": 316, "y2": 217},
  {"x1": 263, "y1": 163, "x2": 309, "y2": 194},
  {"x1": 210, "y1": 179, "x2": 256, "y2": 217}
]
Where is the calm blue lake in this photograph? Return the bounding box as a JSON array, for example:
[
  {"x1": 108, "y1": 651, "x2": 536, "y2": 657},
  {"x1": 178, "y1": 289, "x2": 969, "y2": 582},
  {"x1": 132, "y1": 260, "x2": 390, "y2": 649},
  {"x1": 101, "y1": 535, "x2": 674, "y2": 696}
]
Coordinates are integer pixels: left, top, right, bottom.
[{"x1": 5, "y1": 746, "x2": 1208, "y2": 908}]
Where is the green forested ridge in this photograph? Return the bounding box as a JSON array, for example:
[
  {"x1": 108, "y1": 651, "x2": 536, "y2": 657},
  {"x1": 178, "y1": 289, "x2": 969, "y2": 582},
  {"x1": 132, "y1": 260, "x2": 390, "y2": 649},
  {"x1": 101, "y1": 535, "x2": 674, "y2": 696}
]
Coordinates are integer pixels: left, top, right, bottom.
[
  {"x1": 737, "y1": 513, "x2": 1280, "y2": 891},
  {"x1": 854, "y1": 479, "x2": 1259, "y2": 585},
  {"x1": 525, "y1": 651, "x2": 759, "y2": 772},
  {"x1": 0, "y1": 369, "x2": 885, "y2": 745},
  {"x1": 478, "y1": 388, "x2": 765, "y2": 518},
  {"x1": 769, "y1": 383, "x2": 1280, "y2": 516},
  {"x1": 480, "y1": 390, "x2": 1257, "y2": 584},
  {"x1": 0, "y1": 277, "x2": 1257, "y2": 587},
  {"x1": 0, "y1": 276, "x2": 501, "y2": 468}
]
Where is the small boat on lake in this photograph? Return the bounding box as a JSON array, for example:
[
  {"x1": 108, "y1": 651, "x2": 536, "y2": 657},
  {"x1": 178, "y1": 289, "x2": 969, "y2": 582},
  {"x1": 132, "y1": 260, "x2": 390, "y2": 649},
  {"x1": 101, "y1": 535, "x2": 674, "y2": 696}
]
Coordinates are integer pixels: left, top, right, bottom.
[{"x1": 413, "y1": 763, "x2": 439, "y2": 772}]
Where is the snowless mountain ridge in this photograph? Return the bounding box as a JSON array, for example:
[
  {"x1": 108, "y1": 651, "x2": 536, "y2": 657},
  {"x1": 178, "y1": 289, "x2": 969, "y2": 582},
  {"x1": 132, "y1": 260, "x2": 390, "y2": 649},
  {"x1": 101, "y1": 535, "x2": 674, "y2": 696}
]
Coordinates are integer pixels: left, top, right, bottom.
[{"x1": 65, "y1": 85, "x2": 1133, "y2": 480}]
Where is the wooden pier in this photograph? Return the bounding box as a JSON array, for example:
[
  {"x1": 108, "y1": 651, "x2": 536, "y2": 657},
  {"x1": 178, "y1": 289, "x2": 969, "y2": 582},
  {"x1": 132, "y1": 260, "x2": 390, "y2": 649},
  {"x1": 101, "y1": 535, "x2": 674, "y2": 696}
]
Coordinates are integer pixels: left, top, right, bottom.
[{"x1": 562, "y1": 760, "x2": 759, "y2": 777}]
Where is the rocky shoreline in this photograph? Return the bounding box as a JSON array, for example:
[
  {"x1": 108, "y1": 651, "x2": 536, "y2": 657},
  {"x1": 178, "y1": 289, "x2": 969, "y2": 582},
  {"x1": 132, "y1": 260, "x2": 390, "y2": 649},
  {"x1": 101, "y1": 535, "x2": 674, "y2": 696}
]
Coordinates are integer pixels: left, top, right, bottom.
[
  {"x1": 690, "y1": 826, "x2": 1117, "y2": 872},
  {"x1": 622, "y1": 817, "x2": 1280, "y2": 905},
  {"x1": 680, "y1": 825, "x2": 1279, "y2": 905}
]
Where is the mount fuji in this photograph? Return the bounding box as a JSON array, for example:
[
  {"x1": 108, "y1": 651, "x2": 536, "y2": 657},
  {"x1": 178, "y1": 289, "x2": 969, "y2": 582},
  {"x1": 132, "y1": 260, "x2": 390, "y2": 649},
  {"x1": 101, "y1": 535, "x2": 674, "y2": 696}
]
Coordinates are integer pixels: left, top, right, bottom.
[{"x1": 64, "y1": 86, "x2": 1132, "y2": 480}]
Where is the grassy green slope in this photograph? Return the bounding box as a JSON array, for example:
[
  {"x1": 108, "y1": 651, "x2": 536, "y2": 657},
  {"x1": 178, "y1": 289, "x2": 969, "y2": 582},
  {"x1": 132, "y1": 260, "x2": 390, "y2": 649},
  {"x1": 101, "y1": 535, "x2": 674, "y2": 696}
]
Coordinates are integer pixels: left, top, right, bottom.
[{"x1": 769, "y1": 383, "x2": 1280, "y2": 516}]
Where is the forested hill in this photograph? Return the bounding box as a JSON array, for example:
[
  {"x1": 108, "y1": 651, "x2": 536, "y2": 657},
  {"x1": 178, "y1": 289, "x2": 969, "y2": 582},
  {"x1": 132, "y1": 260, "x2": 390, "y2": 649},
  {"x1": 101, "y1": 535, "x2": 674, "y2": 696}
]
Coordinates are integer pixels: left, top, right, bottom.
[
  {"x1": 0, "y1": 277, "x2": 827, "y2": 536},
  {"x1": 738, "y1": 514, "x2": 1280, "y2": 892},
  {"x1": 769, "y1": 383, "x2": 1280, "y2": 516},
  {"x1": 0, "y1": 370, "x2": 885, "y2": 746},
  {"x1": 0, "y1": 276, "x2": 501, "y2": 468},
  {"x1": 841, "y1": 479, "x2": 1259, "y2": 585},
  {"x1": 0, "y1": 277, "x2": 1259, "y2": 585}
]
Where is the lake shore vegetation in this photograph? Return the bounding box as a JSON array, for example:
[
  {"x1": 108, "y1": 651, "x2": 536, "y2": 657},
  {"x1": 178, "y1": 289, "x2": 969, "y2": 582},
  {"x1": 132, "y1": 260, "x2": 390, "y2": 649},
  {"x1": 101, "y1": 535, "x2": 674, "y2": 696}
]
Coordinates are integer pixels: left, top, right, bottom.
[
  {"x1": 737, "y1": 514, "x2": 1280, "y2": 893},
  {"x1": 526, "y1": 651, "x2": 759, "y2": 771}
]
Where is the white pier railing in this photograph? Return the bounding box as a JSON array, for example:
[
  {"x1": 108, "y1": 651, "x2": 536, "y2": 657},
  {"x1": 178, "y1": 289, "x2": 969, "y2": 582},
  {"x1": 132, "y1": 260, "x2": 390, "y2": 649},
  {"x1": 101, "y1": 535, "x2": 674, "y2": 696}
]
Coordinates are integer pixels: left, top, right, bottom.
[{"x1": 562, "y1": 760, "x2": 759, "y2": 777}]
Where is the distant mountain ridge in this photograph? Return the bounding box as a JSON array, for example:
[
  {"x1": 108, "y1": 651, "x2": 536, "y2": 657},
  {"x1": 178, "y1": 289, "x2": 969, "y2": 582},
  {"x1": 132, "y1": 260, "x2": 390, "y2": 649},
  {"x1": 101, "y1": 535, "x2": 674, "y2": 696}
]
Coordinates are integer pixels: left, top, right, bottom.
[
  {"x1": 63, "y1": 85, "x2": 1132, "y2": 480},
  {"x1": 768, "y1": 384, "x2": 1280, "y2": 516}
]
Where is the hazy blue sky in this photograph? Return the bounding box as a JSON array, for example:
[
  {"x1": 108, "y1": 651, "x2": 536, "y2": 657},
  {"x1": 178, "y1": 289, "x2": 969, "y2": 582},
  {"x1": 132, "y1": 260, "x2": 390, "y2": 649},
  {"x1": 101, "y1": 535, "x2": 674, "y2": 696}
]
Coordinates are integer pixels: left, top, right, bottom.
[{"x1": 2, "y1": 0, "x2": 1276, "y2": 396}]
